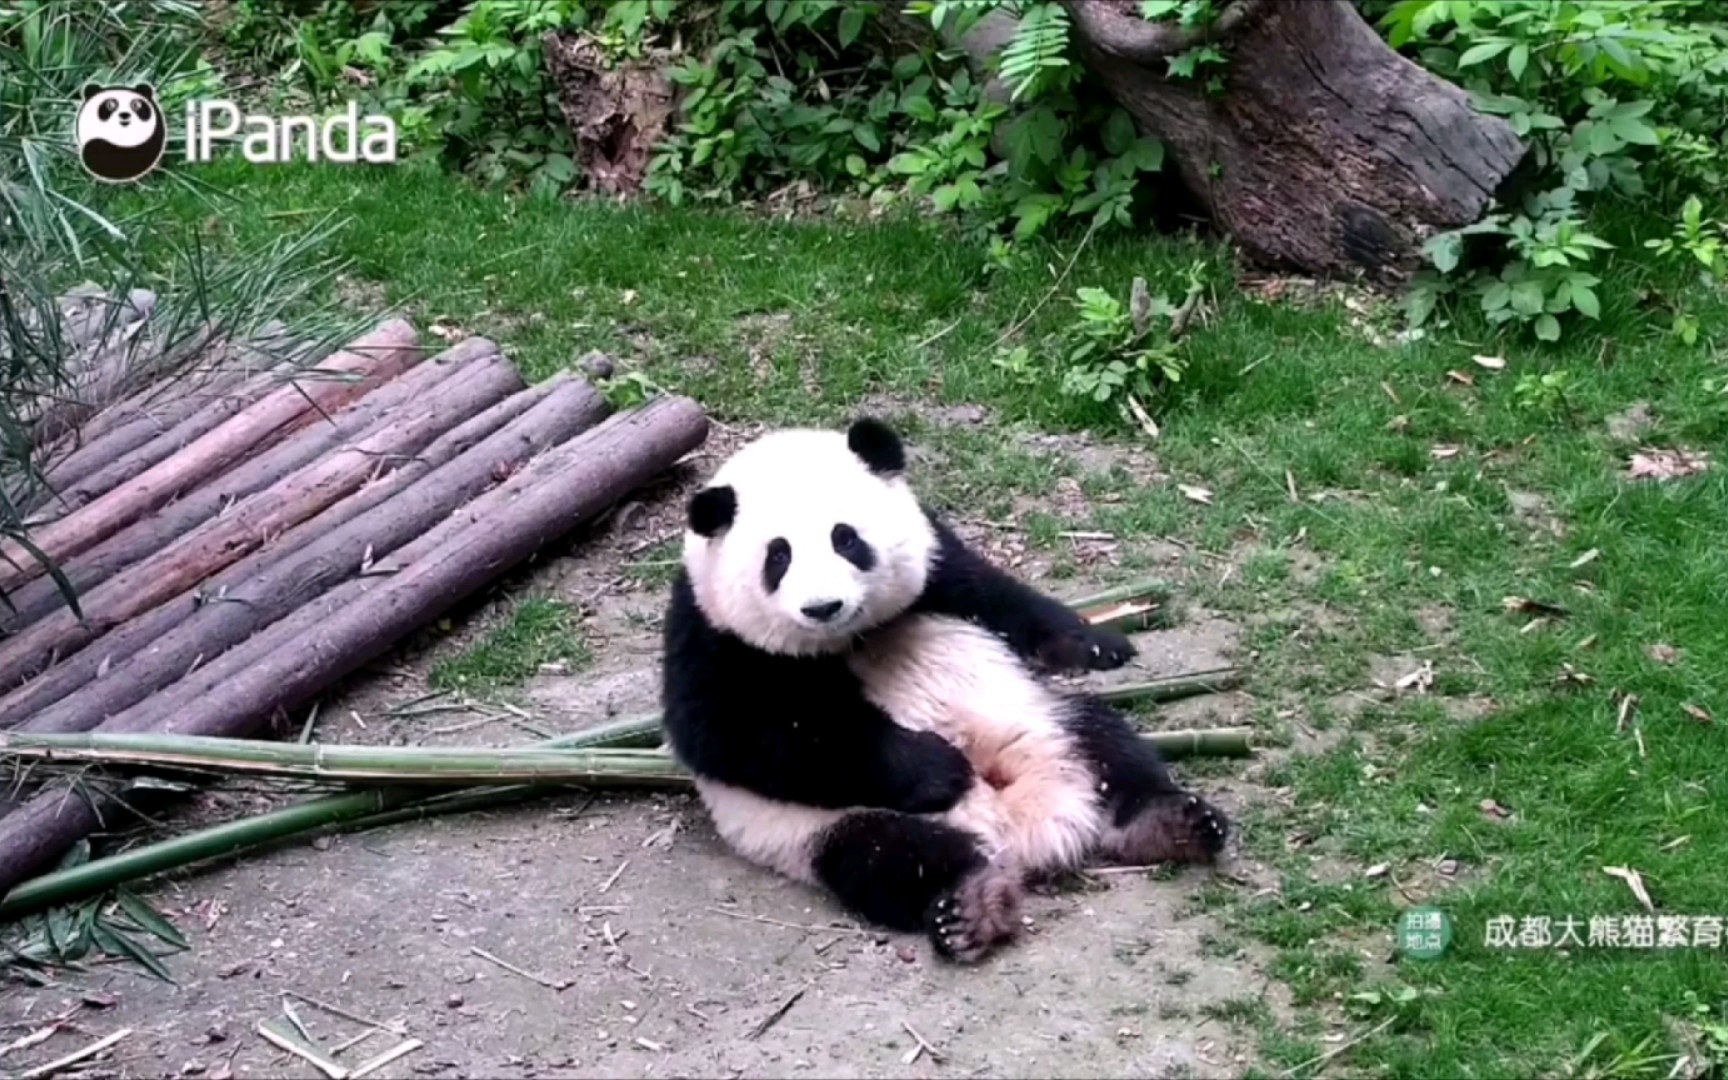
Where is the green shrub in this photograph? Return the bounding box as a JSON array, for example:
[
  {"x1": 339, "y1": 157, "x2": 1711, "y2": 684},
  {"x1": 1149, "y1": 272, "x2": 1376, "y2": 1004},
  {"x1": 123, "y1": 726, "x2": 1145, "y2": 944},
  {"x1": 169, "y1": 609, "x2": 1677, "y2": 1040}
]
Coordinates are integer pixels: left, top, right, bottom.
[{"x1": 205, "y1": 0, "x2": 1728, "y2": 358}]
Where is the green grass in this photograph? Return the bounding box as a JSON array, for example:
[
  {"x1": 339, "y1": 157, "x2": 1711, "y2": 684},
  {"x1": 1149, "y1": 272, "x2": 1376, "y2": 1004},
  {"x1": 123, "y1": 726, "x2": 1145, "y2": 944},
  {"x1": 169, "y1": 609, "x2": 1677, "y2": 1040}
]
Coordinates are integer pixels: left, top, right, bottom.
[
  {"x1": 428, "y1": 597, "x2": 590, "y2": 693},
  {"x1": 126, "y1": 158, "x2": 1728, "y2": 1077}
]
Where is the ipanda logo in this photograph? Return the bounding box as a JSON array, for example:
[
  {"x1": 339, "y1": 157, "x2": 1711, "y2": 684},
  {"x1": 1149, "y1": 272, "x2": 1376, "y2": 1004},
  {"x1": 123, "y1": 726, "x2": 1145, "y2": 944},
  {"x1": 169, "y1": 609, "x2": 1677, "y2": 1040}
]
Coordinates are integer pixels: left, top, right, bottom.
[
  {"x1": 76, "y1": 83, "x2": 167, "y2": 183},
  {"x1": 75, "y1": 81, "x2": 398, "y2": 183}
]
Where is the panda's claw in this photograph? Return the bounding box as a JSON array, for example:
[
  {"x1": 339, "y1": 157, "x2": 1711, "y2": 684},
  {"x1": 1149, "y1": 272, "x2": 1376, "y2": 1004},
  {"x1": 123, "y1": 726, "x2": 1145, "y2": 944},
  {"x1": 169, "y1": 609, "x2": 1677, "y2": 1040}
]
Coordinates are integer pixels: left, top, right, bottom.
[
  {"x1": 1036, "y1": 625, "x2": 1137, "y2": 674},
  {"x1": 923, "y1": 865, "x2": 1022, "y2": 964}
]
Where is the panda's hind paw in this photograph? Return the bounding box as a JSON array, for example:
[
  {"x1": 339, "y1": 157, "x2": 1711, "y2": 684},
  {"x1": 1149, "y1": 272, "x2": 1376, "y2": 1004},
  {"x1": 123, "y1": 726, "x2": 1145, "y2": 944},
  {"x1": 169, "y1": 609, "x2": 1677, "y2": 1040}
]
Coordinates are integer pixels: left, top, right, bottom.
[
  {"x1": 1109, "y1": 792, "x2": 1229, "y2": 865},
  {"x1": 925, "y1": 865, "x2": 1022, "y2": 964}
]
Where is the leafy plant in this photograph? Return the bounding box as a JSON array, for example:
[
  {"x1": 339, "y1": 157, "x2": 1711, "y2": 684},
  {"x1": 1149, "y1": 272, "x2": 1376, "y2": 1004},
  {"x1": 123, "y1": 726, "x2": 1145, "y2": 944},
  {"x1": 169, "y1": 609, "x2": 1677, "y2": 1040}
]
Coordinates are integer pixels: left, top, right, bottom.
[
  {"x1": 996, "y1": 264, "x2": 1207, "y2": 419},
  {"x1": 1384, "y1": 0, "x2": 1728, "y2": 343}
]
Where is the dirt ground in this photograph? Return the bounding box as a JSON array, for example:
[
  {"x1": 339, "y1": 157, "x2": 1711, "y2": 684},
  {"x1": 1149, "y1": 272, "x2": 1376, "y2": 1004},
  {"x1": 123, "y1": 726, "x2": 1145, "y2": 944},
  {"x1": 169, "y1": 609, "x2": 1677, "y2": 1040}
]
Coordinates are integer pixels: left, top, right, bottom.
[{"x1": 1, "y1": 418, "x2": 1289, "y2": 1080}]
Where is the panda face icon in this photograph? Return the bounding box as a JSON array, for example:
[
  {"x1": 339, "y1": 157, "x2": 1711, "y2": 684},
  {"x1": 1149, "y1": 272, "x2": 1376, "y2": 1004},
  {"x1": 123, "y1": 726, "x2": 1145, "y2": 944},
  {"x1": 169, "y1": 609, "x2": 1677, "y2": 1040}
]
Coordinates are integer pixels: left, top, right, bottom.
[{"x1": 75, "y1": 83, "x2": 167, "y2": 183}]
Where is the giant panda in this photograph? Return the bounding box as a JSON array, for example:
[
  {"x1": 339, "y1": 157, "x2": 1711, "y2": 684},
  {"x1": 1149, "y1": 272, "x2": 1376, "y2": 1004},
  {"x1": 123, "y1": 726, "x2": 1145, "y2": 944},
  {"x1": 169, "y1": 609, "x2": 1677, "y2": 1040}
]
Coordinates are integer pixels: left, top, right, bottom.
[{"x1": 661, "y1": 417, "x2": 1229, "y2": 963}]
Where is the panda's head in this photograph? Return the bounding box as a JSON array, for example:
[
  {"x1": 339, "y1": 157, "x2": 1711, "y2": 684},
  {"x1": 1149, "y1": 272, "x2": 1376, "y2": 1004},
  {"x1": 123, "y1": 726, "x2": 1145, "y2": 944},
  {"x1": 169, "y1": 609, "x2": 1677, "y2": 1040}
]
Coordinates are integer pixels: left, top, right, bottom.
[{"x1": 682, "y1": 417, "x2": 938, "y2": 656}]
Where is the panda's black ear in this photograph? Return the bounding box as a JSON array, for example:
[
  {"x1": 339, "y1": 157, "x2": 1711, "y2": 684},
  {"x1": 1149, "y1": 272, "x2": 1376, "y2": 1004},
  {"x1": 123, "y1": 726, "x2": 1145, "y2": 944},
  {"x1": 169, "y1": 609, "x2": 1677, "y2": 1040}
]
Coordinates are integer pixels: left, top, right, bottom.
[
  {"x1": 133, "y1": 83, "x2": 155, "y2": 99},
  {"x1": 847, "y1": 417, "x2": 904, "y2": 476},
  {"x1": 82, "y1": 83, "x2": 103, "y2": 101},
  {"x1": 688, "y1": 485, "x2": 736, "y2": 538}
]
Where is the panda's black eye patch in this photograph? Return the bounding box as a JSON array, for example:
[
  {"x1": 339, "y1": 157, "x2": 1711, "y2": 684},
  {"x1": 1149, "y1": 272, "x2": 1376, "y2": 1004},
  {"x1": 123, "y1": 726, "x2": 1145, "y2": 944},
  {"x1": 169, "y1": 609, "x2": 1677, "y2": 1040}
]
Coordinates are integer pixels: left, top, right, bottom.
[
  {"x1": 98, "y1": 99, "x2": 118, "y2": 121},
  {"x1": 762, "y1": 538, "x2": 792, "y2": 592},
  {"x1": 832, "y1": 523, "x2": 876, "y2": 572},
  {"x1": 131, "y1": 98, "x2": 152, "y2": 121}
]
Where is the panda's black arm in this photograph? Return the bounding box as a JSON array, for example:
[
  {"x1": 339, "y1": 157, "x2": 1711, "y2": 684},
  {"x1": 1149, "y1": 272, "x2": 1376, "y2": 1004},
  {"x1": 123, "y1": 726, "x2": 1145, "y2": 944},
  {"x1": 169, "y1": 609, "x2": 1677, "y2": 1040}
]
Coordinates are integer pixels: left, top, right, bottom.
[
  {"x1": 914, "y1": 508, "x2": 1135, "y2": 673},
  {"x1": 667, "y1": 697, "x2": 976, "y2": 814}
]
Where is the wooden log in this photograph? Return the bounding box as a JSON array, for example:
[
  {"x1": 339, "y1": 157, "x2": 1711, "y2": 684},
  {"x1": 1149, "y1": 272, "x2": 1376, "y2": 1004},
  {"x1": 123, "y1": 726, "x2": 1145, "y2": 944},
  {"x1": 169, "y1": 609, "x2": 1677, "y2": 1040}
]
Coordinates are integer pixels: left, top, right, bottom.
[
  {"x1": 0, "y1": 339, "x2": 501, "y2": 637},
  {"x1": 0, "y1": 395, "x2": 707, "y2": 894},
  {"x1": 0, "y1": 318, "x2": 424, "y2": 595},
  {"x1": 26, "y1": 289, "x2": 160, "y2": 449},
  {"x1": 55, "y1": 321, "x2": 298, "y2": 460},
  {"x1": 0, "y1": 349, "x2": 519, "y2": 689},
  {"x1": 8, "y1": 375, "x2": 609, "y2": 732},
  {"x1": 20, "y1": 357, "x2": 300, "y2": 525},
  {"x1": 32, "y1": 367, "x2": 253, "y2": 505}
]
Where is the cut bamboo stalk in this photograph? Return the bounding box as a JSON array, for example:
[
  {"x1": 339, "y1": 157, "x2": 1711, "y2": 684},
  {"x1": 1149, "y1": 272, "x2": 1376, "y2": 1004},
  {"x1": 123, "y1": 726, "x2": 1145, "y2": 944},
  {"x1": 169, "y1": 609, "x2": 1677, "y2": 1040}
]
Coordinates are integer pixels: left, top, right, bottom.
[
  {"x1": 1, "y1": 338, "x2": 501, "y2": 638},
  {"x1": 0, "y1": 318, "x2": 424, "y2": 595},
  {"x1": 0, "y1": 727, "x2": 1254, "y2": 784},
  {"x1": 0, "y1": 396, "x2": 710, "y2": 895},
  {"x1": 7, "y1": 375, "x2": 609, "y2": 732},
  {"x1": 0, "y1": 349, "x2": 520, "y2": 688},
  {"x1": 1096, "y1": 668, "x2": 1242, "y2": 704},
  {"x1": 0, "y1": 716, "x2": 1251, "y2": 918},
  {"x1": 0, "y1": 715, "x2": 664, "y2": 918}
]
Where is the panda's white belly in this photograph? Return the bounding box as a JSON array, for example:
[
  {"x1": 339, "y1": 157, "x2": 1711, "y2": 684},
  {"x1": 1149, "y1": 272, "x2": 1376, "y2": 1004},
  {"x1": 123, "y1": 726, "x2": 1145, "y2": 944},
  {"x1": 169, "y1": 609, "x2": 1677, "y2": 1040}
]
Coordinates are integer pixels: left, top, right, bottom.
[
  {"x1": 692, "y1": 615, "x2": 1103, "y2": 885},
  {"x1": 849, "y1": 614, "x2": 1102, "y2": 874}
]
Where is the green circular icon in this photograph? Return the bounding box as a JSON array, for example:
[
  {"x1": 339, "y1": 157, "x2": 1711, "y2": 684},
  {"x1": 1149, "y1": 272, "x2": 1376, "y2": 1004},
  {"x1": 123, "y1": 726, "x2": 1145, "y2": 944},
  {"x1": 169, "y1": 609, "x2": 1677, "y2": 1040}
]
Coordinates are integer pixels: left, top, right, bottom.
[{"x1": 1397, "y1": 906, "x2": 1453, "y2": 959}]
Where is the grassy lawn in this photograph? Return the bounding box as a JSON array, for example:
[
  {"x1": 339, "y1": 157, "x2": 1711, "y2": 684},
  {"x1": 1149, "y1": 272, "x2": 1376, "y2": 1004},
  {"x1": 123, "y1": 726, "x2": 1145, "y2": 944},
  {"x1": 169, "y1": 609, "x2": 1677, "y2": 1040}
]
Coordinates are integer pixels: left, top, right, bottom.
[{"x1": 129, "y1": 158, "x2": 1728, "y2": 1077}]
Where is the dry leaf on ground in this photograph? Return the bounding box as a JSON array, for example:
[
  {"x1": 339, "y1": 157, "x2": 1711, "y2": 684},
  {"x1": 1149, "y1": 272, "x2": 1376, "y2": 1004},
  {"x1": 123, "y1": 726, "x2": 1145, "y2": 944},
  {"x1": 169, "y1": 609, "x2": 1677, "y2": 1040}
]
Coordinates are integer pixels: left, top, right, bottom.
[
  {"x1": 1603, "y1": 865, "x2": 1655, "y2": 912},
  {"x1": 1627, "y1": 447, "x2": 1710, "y2": 481}
]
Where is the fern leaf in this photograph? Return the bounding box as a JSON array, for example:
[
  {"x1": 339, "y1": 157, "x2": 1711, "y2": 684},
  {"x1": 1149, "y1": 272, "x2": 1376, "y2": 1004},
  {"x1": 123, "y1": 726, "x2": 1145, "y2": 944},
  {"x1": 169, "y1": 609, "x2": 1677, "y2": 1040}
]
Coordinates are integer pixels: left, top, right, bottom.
[{"x1": 998, "y1": 2, "x2": 1071, "y2": 102}]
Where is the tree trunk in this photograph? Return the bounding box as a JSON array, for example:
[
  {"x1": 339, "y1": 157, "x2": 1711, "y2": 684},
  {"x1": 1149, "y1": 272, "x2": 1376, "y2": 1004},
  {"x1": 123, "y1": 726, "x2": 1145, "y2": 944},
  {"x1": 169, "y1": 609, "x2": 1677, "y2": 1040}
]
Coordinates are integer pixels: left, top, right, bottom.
[
  {"x1": 0, "y1": 395, "x2": 709, "y2": 895},
  {"x1": 1061, "y1": 0, "x2": 1526, "y2": 279},
  {"x1": 3, "y1": 375, "x2": 609, "y2": 732}
]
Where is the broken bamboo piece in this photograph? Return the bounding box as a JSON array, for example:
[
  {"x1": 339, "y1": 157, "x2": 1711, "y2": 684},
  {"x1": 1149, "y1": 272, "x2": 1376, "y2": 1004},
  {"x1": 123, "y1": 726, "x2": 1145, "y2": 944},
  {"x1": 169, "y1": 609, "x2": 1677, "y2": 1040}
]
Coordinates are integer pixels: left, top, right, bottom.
[
  {"x1": 1, "y1": 337, "x2": 501, "y2": 637},
  {"x1": 0, "y1": 395, "x2": 710, "y2": 896},
  {"x1": 6, "y1": 374, "x2": 610, "y2": 732},
  {"x1": 0, "y1": 349, "x2": 521, "y2": 688},
  {"x1": 0, "y1": 318, "x2": 424, "y2": 595}
]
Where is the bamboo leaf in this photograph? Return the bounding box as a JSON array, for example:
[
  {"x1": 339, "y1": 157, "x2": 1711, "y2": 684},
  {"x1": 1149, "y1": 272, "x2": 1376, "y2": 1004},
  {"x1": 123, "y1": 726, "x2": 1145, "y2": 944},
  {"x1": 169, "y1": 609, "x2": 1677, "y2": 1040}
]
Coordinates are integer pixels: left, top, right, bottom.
[
  {"x1": 116, "y1": 888, "x2": 189, "y2": 950},
  {"x1": 91, "y1": 920, "x2": 175, "y2": 982}
]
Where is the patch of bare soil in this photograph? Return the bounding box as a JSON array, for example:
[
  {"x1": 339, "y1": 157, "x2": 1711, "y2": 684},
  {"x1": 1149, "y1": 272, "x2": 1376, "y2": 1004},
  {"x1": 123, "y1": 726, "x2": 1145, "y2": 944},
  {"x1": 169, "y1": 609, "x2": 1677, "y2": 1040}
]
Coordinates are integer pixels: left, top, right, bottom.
[{"x1": 0, "y1": 419, "x2": 1299, "y2": 1079}]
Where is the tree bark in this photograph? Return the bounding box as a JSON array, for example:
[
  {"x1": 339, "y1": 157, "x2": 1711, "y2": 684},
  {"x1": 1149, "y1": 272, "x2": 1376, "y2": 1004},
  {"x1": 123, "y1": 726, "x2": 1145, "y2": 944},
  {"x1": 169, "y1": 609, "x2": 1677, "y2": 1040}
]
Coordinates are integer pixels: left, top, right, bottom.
[
  {"x1": 0, "y1": 395, "x2": 709, "y2": 895},
  {"x1": 1061, "y1": 0, "x2": 1526, "y2": 279},
  {"x1": 0, "y1": 338, "x2": 499, "y2": 637},
  {"x1": 0, "y1": 318, "x2": 424, "y2": 595},
  {"x1": 0, "y1": 350, "x2": 521, "y2": 688},
  {"x1": 4, "y1": 375, "x2": 609, "y2": 732}
]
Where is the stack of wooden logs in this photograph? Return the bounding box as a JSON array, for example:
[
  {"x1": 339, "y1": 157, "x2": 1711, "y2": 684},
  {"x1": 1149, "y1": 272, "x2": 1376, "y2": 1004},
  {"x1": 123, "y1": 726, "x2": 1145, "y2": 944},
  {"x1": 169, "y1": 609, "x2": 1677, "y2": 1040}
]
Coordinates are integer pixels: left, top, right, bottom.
[{"x1": 0, "y1": 316, "x2": 710, "y2": 896}]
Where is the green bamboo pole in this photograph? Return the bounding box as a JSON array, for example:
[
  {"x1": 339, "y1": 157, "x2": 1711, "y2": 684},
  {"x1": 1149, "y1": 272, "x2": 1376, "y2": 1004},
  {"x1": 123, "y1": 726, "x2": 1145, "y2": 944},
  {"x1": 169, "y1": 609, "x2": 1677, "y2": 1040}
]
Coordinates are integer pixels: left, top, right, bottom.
[
  {"x1": 0, "y1": 715, "x2": 661, "y2": 919},
  {"x1": 1069, "y1": 577, "x2": 1172, "y2": 632},
  {"x1": 1096, "y1": 667, "x2": 1241, "y2": 705},
  {"x1": 0, "y1": 723, "x2": 1252, "y2": 918},
  {"x1": 0, "y1": 724, "x2": 1253, "y2": 785},
  {"x1": 0, "y1": 580, "x2": 1208, "y2": 918}
]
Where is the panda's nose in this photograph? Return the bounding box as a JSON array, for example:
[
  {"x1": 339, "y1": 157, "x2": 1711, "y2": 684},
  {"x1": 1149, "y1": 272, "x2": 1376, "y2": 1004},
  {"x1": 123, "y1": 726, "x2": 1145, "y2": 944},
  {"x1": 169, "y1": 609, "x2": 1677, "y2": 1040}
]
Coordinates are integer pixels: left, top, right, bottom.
[{"x1": 801, "y1": 600, "x2": 844, "y2": 622}]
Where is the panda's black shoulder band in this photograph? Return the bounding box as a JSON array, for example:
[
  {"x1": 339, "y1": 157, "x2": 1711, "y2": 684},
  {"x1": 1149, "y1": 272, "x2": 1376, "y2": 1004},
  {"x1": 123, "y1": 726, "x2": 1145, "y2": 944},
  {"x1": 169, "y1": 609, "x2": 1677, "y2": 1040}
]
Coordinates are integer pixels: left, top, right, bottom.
[{"x1": 847, "y1": 417, "x2": 905, "y2": 476}]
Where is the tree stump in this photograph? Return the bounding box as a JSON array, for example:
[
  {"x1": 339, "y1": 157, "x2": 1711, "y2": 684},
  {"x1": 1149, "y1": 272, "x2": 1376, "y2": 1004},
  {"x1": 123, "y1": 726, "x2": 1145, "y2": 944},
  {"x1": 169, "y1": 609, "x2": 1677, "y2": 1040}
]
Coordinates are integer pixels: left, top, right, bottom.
[
  {"x1": 1062, "y1": 0, "x2": 1527, "y2": 279},
  {"x1": 543, "y1": 31, "x2": 676, "y2": 196}
]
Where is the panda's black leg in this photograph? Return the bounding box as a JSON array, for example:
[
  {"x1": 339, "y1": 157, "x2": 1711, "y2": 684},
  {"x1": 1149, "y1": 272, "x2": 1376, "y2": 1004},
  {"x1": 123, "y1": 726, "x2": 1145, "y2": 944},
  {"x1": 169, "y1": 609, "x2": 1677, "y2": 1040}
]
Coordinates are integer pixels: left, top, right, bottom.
[
  {"x1": 811, "y1": 810, "x2": 1022, "y2": 963},
  {"x1": 1060, "y1": 697, "x2": 1229, "y2": 865}
]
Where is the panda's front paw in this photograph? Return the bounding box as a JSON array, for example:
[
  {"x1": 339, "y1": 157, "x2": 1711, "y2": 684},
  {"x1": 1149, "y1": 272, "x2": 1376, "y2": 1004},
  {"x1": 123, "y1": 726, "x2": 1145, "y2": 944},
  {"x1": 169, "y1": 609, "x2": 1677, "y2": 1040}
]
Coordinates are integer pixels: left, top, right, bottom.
[
  {"x1": 1106, "y1": 791, "x2": 1229, "y2": 865},
  {"x1": 925, "y1": 863, "x2": 1022, "y2": 964},
  {"x1": 894, "y1": 732, "x2": 975, "y2": 815},
  {"x1": 1036, "y1": 624, "x2": 1137, "y2": 674}
]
